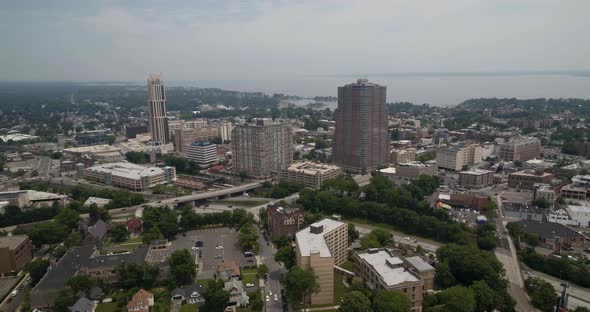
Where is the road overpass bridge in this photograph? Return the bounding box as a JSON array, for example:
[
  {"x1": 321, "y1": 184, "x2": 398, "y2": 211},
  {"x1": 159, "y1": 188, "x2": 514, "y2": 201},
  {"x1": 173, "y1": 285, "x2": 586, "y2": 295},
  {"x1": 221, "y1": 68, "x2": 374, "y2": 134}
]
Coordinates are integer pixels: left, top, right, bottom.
[{"x1": 145, "y1": 182, "x2": 264, "y2": 208}]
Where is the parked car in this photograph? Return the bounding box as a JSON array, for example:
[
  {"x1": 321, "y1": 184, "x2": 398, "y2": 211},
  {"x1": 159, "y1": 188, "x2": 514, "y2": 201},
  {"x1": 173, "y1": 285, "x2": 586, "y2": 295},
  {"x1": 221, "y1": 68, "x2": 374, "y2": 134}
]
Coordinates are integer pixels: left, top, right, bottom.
[
  {"x1": 265, "y1": 295, "x2": 270, "y2": 302},
  {"x1": 246, "y1": 283, "x2": 255, "y2": 287},
  {"x1": 216, "y1": 245, "x2": 224, "y2": 250}
]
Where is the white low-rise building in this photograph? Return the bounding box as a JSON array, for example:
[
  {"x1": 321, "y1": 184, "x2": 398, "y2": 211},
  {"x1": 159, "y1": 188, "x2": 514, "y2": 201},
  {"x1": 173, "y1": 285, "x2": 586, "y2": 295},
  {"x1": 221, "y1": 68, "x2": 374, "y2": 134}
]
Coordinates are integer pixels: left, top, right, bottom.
[
  {"x1": 186, "y1": 141, "x2": 218, "y2": 168},
  {"x1": 565, "y1": 202, "x2": 590, "y2": 227},
  {"x1": 84, "y1": 162, "x2": 176, "y2": 191}
]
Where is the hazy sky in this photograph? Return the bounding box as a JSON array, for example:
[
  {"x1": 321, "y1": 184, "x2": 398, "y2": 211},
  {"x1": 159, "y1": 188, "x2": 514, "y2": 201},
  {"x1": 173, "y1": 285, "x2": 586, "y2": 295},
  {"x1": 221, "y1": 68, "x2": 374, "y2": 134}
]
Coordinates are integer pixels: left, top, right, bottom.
[{"x1": 1, "y1": 0, "x2": 589, "y2": 84}]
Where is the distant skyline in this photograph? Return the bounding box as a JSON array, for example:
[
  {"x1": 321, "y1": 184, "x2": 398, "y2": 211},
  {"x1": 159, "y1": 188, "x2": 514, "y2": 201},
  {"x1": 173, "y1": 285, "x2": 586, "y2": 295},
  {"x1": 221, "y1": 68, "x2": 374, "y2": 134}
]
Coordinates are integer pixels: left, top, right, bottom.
[{"x1": 2, "y1": 0, "x2": 590, "y2": 105}]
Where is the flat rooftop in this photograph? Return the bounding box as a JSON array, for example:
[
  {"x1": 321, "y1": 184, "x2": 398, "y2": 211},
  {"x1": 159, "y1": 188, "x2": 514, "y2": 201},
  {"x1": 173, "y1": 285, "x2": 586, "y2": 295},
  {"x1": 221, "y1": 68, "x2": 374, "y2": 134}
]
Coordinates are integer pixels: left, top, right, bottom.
[
  {"x1": 357, "y1": 250, "x2": 420, "y2": 286},
  {"x1": 285, "y1": 162, "x2": 341, "y2": 175},
  {"x1": 296, "y1": 218, "x2": 345, "y2": 258},
  {"x1": 27, "y1": 190, "x2": 65, "y2": 201},
  {"x1": 63, "y1": 145, "x2": 121, "y2": 154},
  {"x1": 379, "y1": 167, "x2": 396, "y2": 174},
  {"x1": 460, "y1": 169, "x2": 493, "y2": 175},
  {"x1": 566, "y1": 201, "x2": 590, "y2": 214},
  {"x1": 397, "y1": 161, "x2": 434, "y2": 168},
  {"x1": 86, "y1": 162, "x2": 169, "y2": 179},
  {"x1": 0, "y1": 235, "x2": 28, "y2": 249},
  {"x1": 510, "y1": 169, "x2": 552, "y2": 177}
]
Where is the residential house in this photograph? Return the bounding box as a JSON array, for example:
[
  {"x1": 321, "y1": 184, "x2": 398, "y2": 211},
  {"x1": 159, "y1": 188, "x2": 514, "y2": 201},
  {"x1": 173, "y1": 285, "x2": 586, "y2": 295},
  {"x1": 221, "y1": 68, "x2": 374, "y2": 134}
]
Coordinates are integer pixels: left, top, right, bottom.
[
  {"x1": 216, "y1": 260, "x2": 240, "y2": 281},
  {"x1": 127, "y1": 289, "x2": 154, "y2": 312},
  {"x1": 170, "y1": 284, "x2": 206, "y2": 305},
  {"x1": 70, "y1": 297, "x2": 96, "y2": 312},
  {"x1": 126, "y1": 218, "x2": 143, "y2": 235},
  {"x1": 85, "y1": 219, "x2": 110, "y2": 244},
  {"x1": 224, "y1": 280, "x2": 250, "y2": 308}
]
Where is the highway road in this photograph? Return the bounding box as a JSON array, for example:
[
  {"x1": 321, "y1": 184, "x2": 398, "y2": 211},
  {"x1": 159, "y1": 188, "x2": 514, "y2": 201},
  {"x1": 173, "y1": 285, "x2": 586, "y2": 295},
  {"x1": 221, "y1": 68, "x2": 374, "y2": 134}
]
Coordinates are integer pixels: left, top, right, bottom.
[
  {"x1": 526, "y1": 267, "x2": 590, "y2": 310},
  {"x1": 494, "y1": 194, "x2": 539, "y2": 312}
]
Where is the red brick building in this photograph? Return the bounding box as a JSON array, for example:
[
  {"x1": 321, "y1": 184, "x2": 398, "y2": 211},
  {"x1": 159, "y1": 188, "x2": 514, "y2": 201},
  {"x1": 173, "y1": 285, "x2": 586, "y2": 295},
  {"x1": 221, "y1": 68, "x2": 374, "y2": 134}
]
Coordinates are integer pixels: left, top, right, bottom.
[{"x1": 267, "y1": 204, "x2": 304, "y2": 238}]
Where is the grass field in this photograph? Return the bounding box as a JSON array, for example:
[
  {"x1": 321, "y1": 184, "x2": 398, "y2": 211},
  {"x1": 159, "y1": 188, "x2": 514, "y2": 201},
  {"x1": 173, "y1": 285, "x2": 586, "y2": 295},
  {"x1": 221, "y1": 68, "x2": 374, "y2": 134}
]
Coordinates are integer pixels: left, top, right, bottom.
[
  {"x1": 179, "y1": 304, "x2": 198, "y2": 312},
  {"x1": 333, "y1": 271, "x2": 348, "y2": 305},
  {"x1": 217, "y1": 199, "x2": 270, "y2": 207},
  {"x1": 241, "y1": 268, "x2": 258, "y2": 285},
  {"x1": 96, "y1": 302, "x2": 118, "y2": 312}
]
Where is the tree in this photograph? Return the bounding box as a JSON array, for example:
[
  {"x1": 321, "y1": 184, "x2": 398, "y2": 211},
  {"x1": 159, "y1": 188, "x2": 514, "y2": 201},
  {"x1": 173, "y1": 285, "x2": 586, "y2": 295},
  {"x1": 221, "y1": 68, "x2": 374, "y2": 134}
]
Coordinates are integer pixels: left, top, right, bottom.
[
  {"x1": 469, "y1": 281, "x2": 495, "y2": 312},
  {"x1": 275, "y1": 245, "x2": 296, "y2": 269},
  {"x1": 372, "y1": 290, "x2": 411, "y2": 312},
  {"x1": 51, "y1": 289, "x2": 76, "y2": 312},
  {"x1": 50, "y1": 152, "x2": 63, "y2": 159},
  {"x1": 111, "y1": 223, "x2": 129, "y2": 243},
  {"x1": 238, "y1": 223, "x2": 259, "y2": 252},
  {"x1": 250, "y1": 291, "x2": 264, "y2": 312},
  {"x1": 239, "y1": 171, "x2": 249, "y2": 182},
  {"x1": 574, "y1": 308, "x2": 590, "y2": 312},
  {"x1": 142, "y1": 226, "x2": 164, "y2": 244},
  {"x1": 257, "y1": 264, "x2": 269, "y2": 278},
  {"x1": 55, "y1": 208, "x2": 80, "y2": 229},
  {"x1": 525, "y1": 277, "x2": 557, "y2": 312},
  {"x1": 203, "y1": 279, "x2": 230, "y2": 312},
  {"x1": 348, "y1": 223, "x2": 359, "y2": 243},
  {"x1": 26, "y1": 259, "x2": 50, "y2": 286},
  {"x1": 360, "y1": 228, "x2": 391, "y2": 249},
  {"x1": 116, "y1": 263, "x2": 159, "y2": 289},
  {"x1": 64, "y1": 232, "x2": 83, "y2": 248},
  {"x1": 67, "y1": 274, "x2": 96, "y2": 295},
  {"x1": 338, "y1": 291, "x2": 371, "y2": 312},
  {"x1": 437, "y1": 286, "x2": 476, "y2": 312},
  {"x1": 29, "y1": 222, "x2": 69, "y2": 246},
  {"x1": 434, "y1": 261, "x2": 456, "y2": 288},
  {"x1": 169, "y1": 249, "x2": 196, "y2": 286},
  {"x1": 282, "y1": 267, "x2": 319, "y2": 304},
  {"x1": 125, "y1": 151, "x2": 147, "y2": 164}
]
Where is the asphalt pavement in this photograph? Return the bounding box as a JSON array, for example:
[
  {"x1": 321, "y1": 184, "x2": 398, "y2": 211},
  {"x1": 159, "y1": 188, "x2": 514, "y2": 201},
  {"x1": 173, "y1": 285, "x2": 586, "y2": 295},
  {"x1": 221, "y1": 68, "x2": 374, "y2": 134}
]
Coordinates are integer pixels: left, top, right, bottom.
[{"x1": 256, "y1": 227, "x2": 286, "y2": 312}]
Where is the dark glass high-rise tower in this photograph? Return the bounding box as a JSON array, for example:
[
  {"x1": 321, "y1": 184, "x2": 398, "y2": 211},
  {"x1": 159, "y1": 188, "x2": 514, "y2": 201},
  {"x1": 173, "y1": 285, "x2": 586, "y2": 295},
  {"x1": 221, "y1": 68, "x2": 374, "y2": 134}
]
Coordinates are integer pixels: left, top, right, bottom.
[{"x1": 333, "y1": 79, "x2": 388, "y2": 174}]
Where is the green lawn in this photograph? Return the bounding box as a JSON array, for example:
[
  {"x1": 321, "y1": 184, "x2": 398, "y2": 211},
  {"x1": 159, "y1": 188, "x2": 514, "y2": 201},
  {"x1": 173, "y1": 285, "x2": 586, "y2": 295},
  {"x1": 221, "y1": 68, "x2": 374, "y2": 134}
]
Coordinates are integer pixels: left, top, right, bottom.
[
  {"x1": 333, "y1": 271, "x2": 348, "y2": 305},
  {"x1": 179, "y1": 304, "x2": 198, "y2": 312},
  {"x1": 217, "y1": 199, "x2": 270, "y2": 207},
  {"x1": 340, "y1": 260, "x2": 354, "y2": 272},
  {"x1": 241, "y1": 268, "x2": 258, "y2": 285},
  {"x1": 96, "y1": 302, "x2": 118, "y2": 312}
]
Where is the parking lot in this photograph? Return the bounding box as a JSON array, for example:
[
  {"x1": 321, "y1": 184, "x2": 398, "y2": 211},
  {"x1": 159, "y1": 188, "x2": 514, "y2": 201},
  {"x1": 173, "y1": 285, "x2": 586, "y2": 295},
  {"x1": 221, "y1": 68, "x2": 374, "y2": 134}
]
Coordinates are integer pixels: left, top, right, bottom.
[{"x1": 171, "y1": 228, "x2": 254, "y2": 280}]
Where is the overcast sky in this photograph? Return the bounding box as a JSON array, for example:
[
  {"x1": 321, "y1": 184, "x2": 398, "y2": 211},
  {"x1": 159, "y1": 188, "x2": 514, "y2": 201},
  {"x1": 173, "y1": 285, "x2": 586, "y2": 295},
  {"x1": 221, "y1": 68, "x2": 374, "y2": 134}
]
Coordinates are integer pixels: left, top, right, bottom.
[{"x1": 1, "y1": 0, "x2": 589, "y2": 84}]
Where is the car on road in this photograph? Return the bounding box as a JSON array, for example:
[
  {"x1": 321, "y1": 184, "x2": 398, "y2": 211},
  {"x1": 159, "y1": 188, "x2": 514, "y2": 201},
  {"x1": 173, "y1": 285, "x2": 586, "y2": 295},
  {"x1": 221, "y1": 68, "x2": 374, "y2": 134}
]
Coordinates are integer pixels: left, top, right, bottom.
[
  {"x1": 246, "y1": 283, "x2": 255, "y2": 287},
  {"x1": 6, "y1": 297, "x2": 12, "y2": 303},
  {"x1": 215, "y1": 255, "x2": 223, "y2": 259},
  {"x1": 191, "y1": 247, "x2": 198, "y2": 251},
  {"x1": 268, "y1": 290, "x2": 272, "y2": 296},
  {"x1": 404, "y1": 236, "x2": 410, "y2": 240},
  {"x1": 274, "y1": 294, "x2": 278, "y2": 301},
  {"x1": 195, "y1": 241, "x2": 204, "y2": 247},
  {"x1": 216, "y1": 245, "x2": 223, "y2": 249},
  {"x1": 11, "y1": 289, "x2": 18, "y2": 297},
  {"x1": 265, "y1": 295, "x2": 270, "y2": 302}
]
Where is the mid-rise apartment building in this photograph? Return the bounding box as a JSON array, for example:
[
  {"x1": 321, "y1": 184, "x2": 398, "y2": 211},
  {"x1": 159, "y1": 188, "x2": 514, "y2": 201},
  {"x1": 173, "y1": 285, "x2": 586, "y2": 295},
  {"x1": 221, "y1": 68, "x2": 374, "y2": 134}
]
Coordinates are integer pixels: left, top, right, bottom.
[
  {"x1": 436, "y1": 144, "x2": 482, "y2": 171},
  {"x1": 231, "y1": 118, "x2": 293, "y2": 179},
  {"x1": 174, "y1": 127, "x2": 221, "y2": 156},
  {"x1": 508, "y1": 169, "x2": 554, "y2": 192},
  {"x1": 84, "y1": 162, "x2": 176, "y2": 191},
  {"x1": 186, "y1": 141, "x2": 218, "y2": 168},
  {"x1": 499, "y1": 138, "x2": 541, "y2": 162},
  {"x1": 267, "y1": 204, "x2": 305, "y2": 238},
  {"x1": 353, "y1": 249, "x2": 434, "y2": 312},
  {"x1": 0, "y1": 235, "x2": 33, "y2": 277},
  {"x1": 391, "y1": 148, "x2": 416, "y2": 164},
  {"x1": 295, "y1": 219, "x2": 348, "y2": 305},
  {"x1": 279, "y1": 162, "x2": 342, "y2": 190},
  {"x1": 459, "y1": 169, "x2": 494, "y2": 188}
]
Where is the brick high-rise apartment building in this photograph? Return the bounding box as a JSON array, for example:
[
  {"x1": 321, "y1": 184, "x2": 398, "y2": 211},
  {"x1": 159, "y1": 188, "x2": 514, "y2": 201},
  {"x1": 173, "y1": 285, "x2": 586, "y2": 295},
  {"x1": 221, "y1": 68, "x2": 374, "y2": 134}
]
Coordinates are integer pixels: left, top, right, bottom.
[
  {"x1": 231, "y1": 118, "x2": 293, "y2": 179},
  {"x1": 333, "y1": 79, "x2": 389, "y2": 174}
]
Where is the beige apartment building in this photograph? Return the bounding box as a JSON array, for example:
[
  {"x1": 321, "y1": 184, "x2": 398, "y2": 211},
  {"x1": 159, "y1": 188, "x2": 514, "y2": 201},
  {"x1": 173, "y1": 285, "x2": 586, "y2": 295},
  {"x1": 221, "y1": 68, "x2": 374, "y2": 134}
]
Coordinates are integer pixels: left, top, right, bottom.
[
  {"x1": 391, "y1": 148, "x2": 416, "y2": 164},
  {"x1": 0, "y1": 235, "x2": 33, "y2": 277},
  {"x1": 499, "y1": 138, "x2": 541, "y2": 162},
  {"x1": 231, "y1": 119, "x2": 293, "y2": 179},
  {"x1": 353, "y1": 249, "x2": 434, "y2": 312},
  {"x1": 295, "y1": 219, "x2": 348, "y2": 305},
  {"x1": 436, "y1": 143, "x2": 482, "y2": 171},
  {"x1": 459, "y1": 169, "x2": 494, "y2": 188},
  {"x1": 279, "y1": 162, "x2": 342, "y2": 190},
  {"x1": 84, "y1": 162, "x2": 176, "y2": 191}
]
